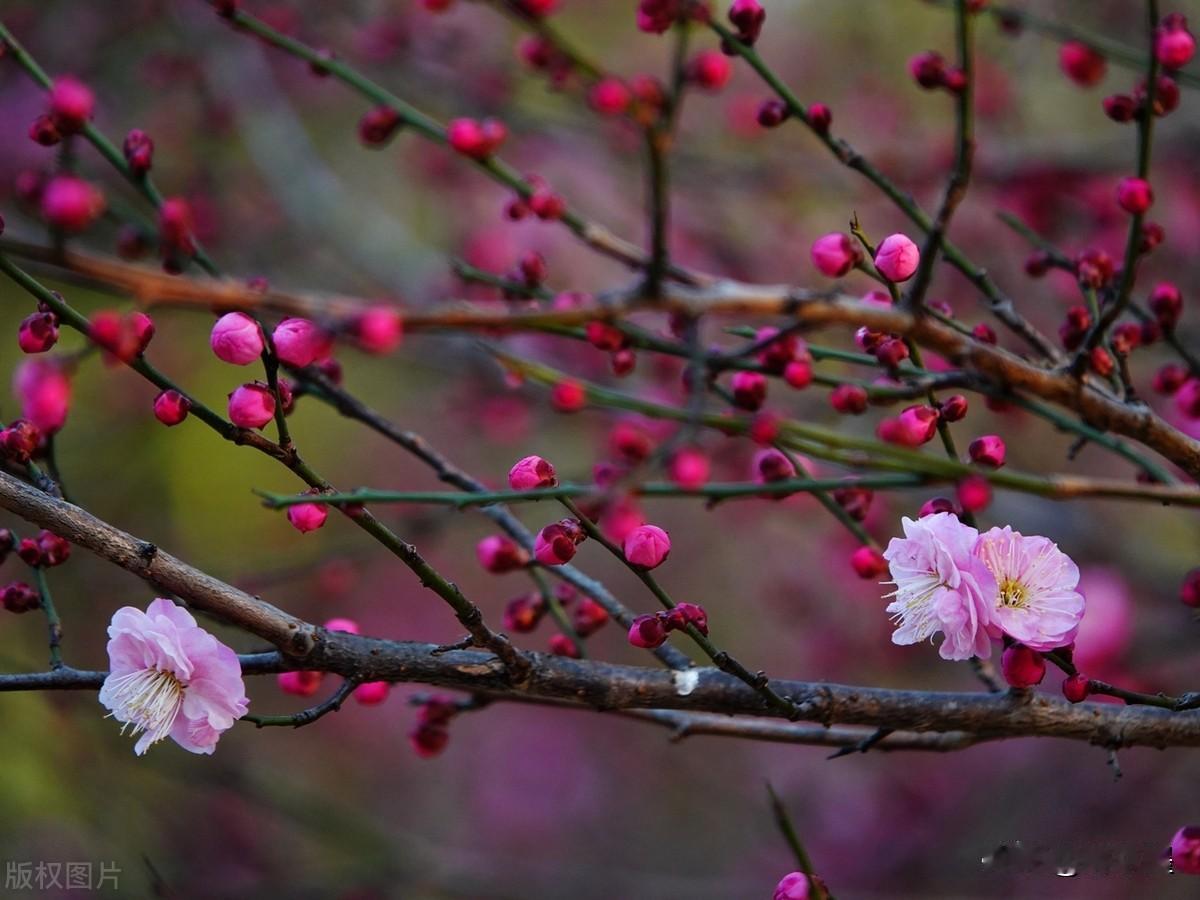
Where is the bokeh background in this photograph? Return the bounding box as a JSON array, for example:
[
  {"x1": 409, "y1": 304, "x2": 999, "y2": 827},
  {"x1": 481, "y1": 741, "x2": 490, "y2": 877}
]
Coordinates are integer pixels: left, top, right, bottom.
[{"x1": 1, "y1": 0, "x2": 1200, "y2": 897}]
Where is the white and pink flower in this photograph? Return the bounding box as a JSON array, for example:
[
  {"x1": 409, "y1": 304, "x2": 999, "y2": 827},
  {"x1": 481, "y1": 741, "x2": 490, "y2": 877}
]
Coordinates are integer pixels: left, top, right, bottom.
[
  {"x1": 974, "y1": 526, "x2": 1085, "y2": 651},
  {"x1": 99, "y1": 598, "x2": 249, "y2": 755},
  {"x1": 883, "y1": 513, "x2": 995, "y2": 660}
]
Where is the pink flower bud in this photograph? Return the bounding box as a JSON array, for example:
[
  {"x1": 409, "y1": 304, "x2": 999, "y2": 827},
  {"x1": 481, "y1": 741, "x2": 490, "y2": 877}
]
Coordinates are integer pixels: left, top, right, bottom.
[
  {"x1": 669, "y1": 447, "x2": 710, "y2": 489},
  {"x1": 158, "y1": 197, "x2": 194, "y2": 255},
  {"x1": 850, "y1": 545, "x2": 888, "y2": 579},
  {"x1": 287, "y1": 501, "x2": 328, "y2": 533},
  {"x1": 810, "y1": 232, "x2": 860, "y2": 277},
  {"x1": 878, "y1": 405, "x2": 939, "y2": 447},
  {"x1": 972, "y1": 322, "x2": 997, "y2": 344},
  {"x1": 17, "y1": 312, "x2": 59, "y2": 354},
  {"x1": 968, "y1": 434, "x2": 1006, "y2": 468},
  {"x1": 503, "y1": 592, "x2": 546, "y2": 632},
  {"x1": 1062, "y1": 674, "x2": 1090, "y2": 703},
  {"x1": 447, "y1": 117, "x2": 506, "y2": 159},
  {"x1": 534, "y1": 519, "x2": 585, "y2": 565},
  {"x1": 548, "y1": 633, "x2": 581, "y2": 658},
  {"x1": 272, "y1": 318, "x2": 332, "y2": 367},
  {"x1": 1116, "y1": 177, "x2": 1153, "y2": 214},
  {"x1": 1153, "y1": 363, "x2": 1187, "y2": 395},
  {"x1": 749, "y1": 411, "x2": 780, "y2": 445},
  {"x1": 41, "y1": 175, "x2": 105, "y2": 233},
  {"x1": 210, "y1": 312, "x2": 265, "y2": 365},
  {"x1": 909, "y1": 50, "x2": 946, "y2": 89},
  {"x1": 123, "y1": 129, "x2": 154, "y2": 175},
  {"x1": 956, "y1": 474, "x2": 992, "y2": 513},
  {"x1": 153, "y1": 390, "x2": 191, "y2": 426},
  {"x1": 873, "y1": 233, "x2": 920, "y2": 282},
  {"x1": 551, "y1": 379, "x2": 586, "y2": 412},
  {"x1": 627, "y1": 613, "x2": 668, "y2": 648},
  {"x1": 49, "y1": 76, "x2": 95, "y2": 132},
  {"x1": 1060, "y1": 41, "x2": 1106, "y2": 86},
  {"x1": 1148, "y1": 281, "x2": 1183, "y2": 329},
  {"x1": 919, "y1": 496, "x2": 957, "y2": 518},
  {"x1": 572, "y1": 597, "x2": 609, "y2": 637},
  {"x1": 623, "y1": 524, "x2": 671, "y2": 570},
  {"x1": 1175, "y1": 379, "x2": 1200, "y2": 419},
  {"x1": 1180, "y1": 568, "x2": 1200, "y2": 607},
  {"x1": 830, "y1": 383, "x2": 868, "y2": 415},
  {"x1": 783, "y1": 358, "x2": 813, "y2": 389},
  {"x1": 353, "y1": 305, "x2": 404, "y2": 354},
  {"x1": 1167, "y1": 826, "x2": 1200, "y2": 874},
  {"x1": 687, "y1": 50, "x2": 732, "y2": 91},
  {"x1": 354, "y1": 681, "x2": 390, "y2": 705},
  {"x1": 0, "y1": 420, "x2": 41, "y2": 464},
  {"x1": 509, "y1": 455, "x2": 557, "y2": 490},
  {"x1": 833, "y1": 486, "x2": 873, "y2": 521},
  {"x1": 773, "y1": 872, "x2": 814, "y2": 900},
  {"x1": 477, "y1": 535, "x2": 530, "y2": 574},
  {"x1": 278, "y1": 670, "x2": 322, "y2": 697},
  {"x1": 1156, "y1": 14, "x2": 1196, "y2": 69},
  {"x1": 324, "y1": 617, "x2": 360, "y2": 634},
  {"x1": 757, "y1": 99, "x2": 788, "y2": 127},
  {"x1": 588, "y1": 78, "x2": 631, "y2": 115},
  {"x1": 664, "y1": 602, "x2": 708, "y2": 635},
  {"x1": 1001, "y1": 644, "x2": 1046, "y2": 688},
  {"x1": 28, "y1": 114, "x2": 61, "y2": 146},
  {"x1": 358, "y1": 106, "x2": 402, "y2": 146},
  {"x1": 410, "y1": 723, "x2": 450, "y2": 758},
  {"x1": 731, "y1": 370, "x2": 767, "y2": 411},
  {"x1": 14, "y1": 359, "x2": 70, "y2": 434},
  {"x1": 753, "y1": 448, "x2": 796, "y2": 484},
  {"x1": 1, "y1": 581, "x2": 40, "y2": 613},
  {"x1": 227, "y1": 383, "x2": 276, "y2": 429},
  {"x1": 808, "y1": 102, "x2": 831, "y2": 132},
  {"x1": 1103, "y1": 93, "x2": 1136, "y2": 122}
]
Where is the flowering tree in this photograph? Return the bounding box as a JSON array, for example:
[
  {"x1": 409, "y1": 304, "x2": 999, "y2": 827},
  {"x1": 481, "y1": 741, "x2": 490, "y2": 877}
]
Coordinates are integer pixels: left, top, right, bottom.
[{"x1": 1, "y1": 0, "x2": 1200, "y2": 895}]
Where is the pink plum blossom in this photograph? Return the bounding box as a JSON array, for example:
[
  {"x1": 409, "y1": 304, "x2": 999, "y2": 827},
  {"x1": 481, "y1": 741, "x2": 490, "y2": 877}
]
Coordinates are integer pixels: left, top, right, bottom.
[
  {"x1": 272, "y1": 318, "x2": 332, "y2": 367},
  {"x1": 99, "y1": 598, "x2": 248, "y2": 755},
  {"x1": 974, "y1": 526, "x2": 1085, "y2": 651},
  {"x1": 874, "y1": 233, "x2": 920, "y2": 282},
  {"x1": 623, "y1": 524, "x2": 671, "y2": 569},
  {"x1": 883, "y1": 513, "x2": 995, "y2": 660}
]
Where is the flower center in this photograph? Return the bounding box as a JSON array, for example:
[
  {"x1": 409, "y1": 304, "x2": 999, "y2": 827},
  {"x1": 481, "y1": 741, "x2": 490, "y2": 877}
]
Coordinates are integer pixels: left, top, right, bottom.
[
  {"x1": 104, "y1": 667, "x2": 185, "y2": 751},
  {"x1": 998, "y1": 577, "x2": 1028, "y2": 609}
]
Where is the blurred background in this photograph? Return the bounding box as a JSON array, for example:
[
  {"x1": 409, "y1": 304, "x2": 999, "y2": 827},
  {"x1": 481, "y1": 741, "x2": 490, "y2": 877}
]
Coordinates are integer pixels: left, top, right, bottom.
[{"x1": 1, "y1": 0, "x2": 1200, "y2": 896}]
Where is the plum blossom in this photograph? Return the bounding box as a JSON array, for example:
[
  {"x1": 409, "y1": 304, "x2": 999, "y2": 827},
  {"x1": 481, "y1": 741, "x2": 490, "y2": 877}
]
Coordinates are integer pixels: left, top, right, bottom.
[
  {"x1": 99, "y1": 598, "x2": 248, "y2": 755},
  {"x1": 974, "y1": 526, "x2": 1085, "y2": 651},
  {"x1": 882, "y1": 513, "x2": 995, "y2": 660}
]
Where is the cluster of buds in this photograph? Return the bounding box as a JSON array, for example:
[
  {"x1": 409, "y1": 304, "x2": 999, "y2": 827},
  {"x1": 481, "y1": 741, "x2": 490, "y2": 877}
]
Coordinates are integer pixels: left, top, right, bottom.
[
  {"x1": 0, "y1": 419, "x2": 42, "y2": 464},
  {"x1": 409, "y1": 695, "x2": 459, "y2": 758},
  {"x1": 506, "y1": 174, "x2": 565, "y2": 221},
  {"x1": 27, "y1": 76, "x2": 94, "y2": 147},
  {"x1": 636, "y1": 0, "x2": 708, "y2": 35},
  {"x1": 1, "y1": 581, "x2": 40, "y2": 614},
  {"x1": 908, "y1": 50, "x2": 966, "y2": 93},
  {"x1": 17, "y1": 530, "x2": 71, "y2": 568},
  {"x1": 520, "y1": 36, "x2": 574, "y2": 86},
  {"x1": 503, "y1": 584, "x2": 609, "y2": 642},
  {"x1": 753, "y1": 327, "x2": 814, "y2": 389},
  {"x1": 534, "y1": 518, "x2": 587, "y2": 565},
  {"x1": 582, "y1": 319, "x2": 636, "y2": 375},
  {"x1": 123, "y1": 128, "x2": 155, "y2": 175},
  {"x1": 627, "y1": 602, "x2": 708, "y2": 648}
]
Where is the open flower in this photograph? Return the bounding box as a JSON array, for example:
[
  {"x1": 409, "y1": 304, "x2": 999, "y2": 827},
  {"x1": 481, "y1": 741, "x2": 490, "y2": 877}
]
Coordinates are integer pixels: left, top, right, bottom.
[
  {"x1": 99, "y1": 598, "x2": 248, "y2": 755},
  {"x1": 974, "y1": 526, "x2": 1085, "y2": 651},
  {"x1": 883, "y1": 513, "x2": 995, "y2": 660}
]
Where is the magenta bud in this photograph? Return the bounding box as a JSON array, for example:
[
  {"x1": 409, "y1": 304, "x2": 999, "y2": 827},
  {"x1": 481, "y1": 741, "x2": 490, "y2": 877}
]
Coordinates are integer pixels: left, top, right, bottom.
[
  {"x1": 874, "y1": 233, "x2": 920, "y2": 282},
  {"x1": 278, "y1": 671, "x2": 323, "y2": 697},
  {"x1": 227, "y1": 383, "x2": 276, "y2": 429},
  {"x1": 508, "y1": 455, "x2": 557, "y2": 491},
  {"x1": 153, "y1": 390, "x2": 191, "y2": 426},
  {"x1": 273, "y1": 318, "x2": 332, "y2": 367},
  {"x1": 210, "y1": 312, "x2": 265, "y2": 365},
  {"x1": 623, "y1": 524, "x2": 671, "y2": 570},
  {"x1": 286, "y1": 501, "x2": 328, "y2": 533},
  {"x1": 627, "y1": 613, "x2": 668, "y2": 648},
  {"x1": 1001, "y1": 644, "x2": 1046, "y2": 688},
  {"x1": 1062, "y1": 674, "x2": 1090, "y2": 703},
  {"x1": 810, "y1": 232, "x2": 860, "y2": 278},
  {"x1": 968, "y1": 434, "x2": 1006, "y2": 468}
]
